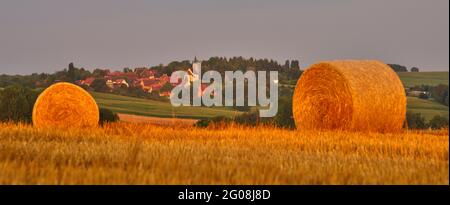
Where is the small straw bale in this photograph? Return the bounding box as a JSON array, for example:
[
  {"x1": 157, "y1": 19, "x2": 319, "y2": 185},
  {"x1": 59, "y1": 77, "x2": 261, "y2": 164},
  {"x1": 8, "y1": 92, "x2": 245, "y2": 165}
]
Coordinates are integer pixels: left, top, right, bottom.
[
  {"x1": 32, "y1": 82, "x2": 99, "y2": 128},
  {"x1": 292, "y1": 60, "x2": 406, "y2": 132}
]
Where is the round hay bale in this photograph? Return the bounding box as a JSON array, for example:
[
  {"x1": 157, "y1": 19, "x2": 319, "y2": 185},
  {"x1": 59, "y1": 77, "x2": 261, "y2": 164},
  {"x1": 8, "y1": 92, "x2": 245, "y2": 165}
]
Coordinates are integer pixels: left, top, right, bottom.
[
  {"x1": 293, "y1": 60, "x2": 406, "y2": 132},
  {"x1": 32, "y1": 82, "x2": 99, "y2": 128}
]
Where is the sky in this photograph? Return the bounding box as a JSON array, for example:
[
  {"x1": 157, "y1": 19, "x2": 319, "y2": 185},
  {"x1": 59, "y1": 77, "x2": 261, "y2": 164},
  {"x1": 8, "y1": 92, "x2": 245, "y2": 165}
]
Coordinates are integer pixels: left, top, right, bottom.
[{"x1": 0, "y1": 0, "x2": 448, "y2": 74}]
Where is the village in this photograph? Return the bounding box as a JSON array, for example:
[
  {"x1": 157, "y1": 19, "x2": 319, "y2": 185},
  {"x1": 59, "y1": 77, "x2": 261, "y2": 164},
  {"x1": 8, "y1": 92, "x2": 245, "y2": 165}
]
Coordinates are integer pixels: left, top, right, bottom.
[
  {"x1": 74, "y1": 60, "x2": 225, "y2": 99},
  {"x1": 74, "y1": 65, "x2": 213, "y2": 99},
  {"x1": 75, "y1": 68, "x2": 172, "y2": 97}
]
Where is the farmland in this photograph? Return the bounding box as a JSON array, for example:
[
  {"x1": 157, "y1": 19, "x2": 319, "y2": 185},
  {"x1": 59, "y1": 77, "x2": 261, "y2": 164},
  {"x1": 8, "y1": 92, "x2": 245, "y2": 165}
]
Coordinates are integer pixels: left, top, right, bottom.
[
  {"x1": 0, "y1": 122, "x2": 447, "y2": 185},
  {"x1": 407, "y1": 97, "x2": 449, "y2": 121},
  {"x1": 0, "y1": 70, "x2": 447, "y2": 185},
  {"x1": 91, "y1": 92, "x2": 240, "y2": 119},
  {"x1": 117, "y1": 113, "x2": 198, "y2": 126},
  {"x1": 397, "y1": 71, "x2": 448, "y2": 87}
]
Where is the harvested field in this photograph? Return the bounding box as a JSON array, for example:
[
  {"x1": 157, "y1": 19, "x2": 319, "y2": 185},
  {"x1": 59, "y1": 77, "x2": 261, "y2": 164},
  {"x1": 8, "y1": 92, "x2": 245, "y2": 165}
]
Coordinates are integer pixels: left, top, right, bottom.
[
  {"x1": 0, "y1": 122, "x2": 447, "y2": 185},
  {"x1": 117, "y1": 113, "x2": 198, "y2": 127}
]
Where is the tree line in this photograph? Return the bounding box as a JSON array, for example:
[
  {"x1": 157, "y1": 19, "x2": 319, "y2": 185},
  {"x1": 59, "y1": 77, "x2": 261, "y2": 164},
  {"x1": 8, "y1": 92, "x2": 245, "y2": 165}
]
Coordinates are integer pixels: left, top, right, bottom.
[
  {"x1": 0, "y1": 57, "x2": 302, "y2": 89},
  {"x1": 388, "y1": 64, "x2": 420, "y2": 72}
]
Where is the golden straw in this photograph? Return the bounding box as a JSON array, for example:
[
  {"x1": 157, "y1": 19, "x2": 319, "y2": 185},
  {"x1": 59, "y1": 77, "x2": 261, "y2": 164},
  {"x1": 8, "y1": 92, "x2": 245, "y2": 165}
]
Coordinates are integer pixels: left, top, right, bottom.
[
  {"x1": 32, "y1": 82, "x2": 99, "y2": 128},
  {"x1": 293, "y1": 60, "x2": 406, "y2": 132}
]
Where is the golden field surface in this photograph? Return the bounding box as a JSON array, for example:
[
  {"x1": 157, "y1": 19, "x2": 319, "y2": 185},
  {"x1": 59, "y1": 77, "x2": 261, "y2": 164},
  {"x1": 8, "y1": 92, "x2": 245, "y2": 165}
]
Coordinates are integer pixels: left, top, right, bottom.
[{"x1": 0, "y1": 122, "x2": 448, "y2": 185}]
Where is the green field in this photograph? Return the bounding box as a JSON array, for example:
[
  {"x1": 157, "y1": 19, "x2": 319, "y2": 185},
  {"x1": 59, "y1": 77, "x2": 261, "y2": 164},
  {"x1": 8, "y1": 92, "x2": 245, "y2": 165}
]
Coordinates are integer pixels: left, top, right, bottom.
[
  {"x1": 91, "y1": 92, "x2": 241, "y2": 119},
  {"x1": 398, "y1": 72, "x2": 449, "y2": 87},
  {"x1": 398, "y1": 72, "x2": 449, "y2": 121},
  {"x1": 92, "y1": 92, "x2": 448, "y2": 122},
  {"x1": 407, "y1": 97, "x2": 449, "y2": 121},
  {"x1": 286, "y1": 71, "x2": 449, "y2": 87}
]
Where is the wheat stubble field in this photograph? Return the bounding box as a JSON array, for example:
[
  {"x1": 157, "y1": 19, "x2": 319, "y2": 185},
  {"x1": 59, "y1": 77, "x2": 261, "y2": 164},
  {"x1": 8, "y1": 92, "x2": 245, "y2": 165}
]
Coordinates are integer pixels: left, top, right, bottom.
[{"x1": 0, "y1": 122, "x2": 447, "y2": 185}]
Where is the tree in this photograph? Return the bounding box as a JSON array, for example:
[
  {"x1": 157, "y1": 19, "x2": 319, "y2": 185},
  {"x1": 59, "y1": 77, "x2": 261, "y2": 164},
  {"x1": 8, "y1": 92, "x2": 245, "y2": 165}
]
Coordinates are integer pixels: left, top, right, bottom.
[
  {"x1": 67, "y1": 62, "x2": 76, "y2": 82},
  {"x1": 406, "y1": 112, "x2": 427, "y2": 129},
  {"x1": 284, "y1": 60, "x2": 290, "y2": 69},
  {"x1": 428, "y1": 115, "x2": 448, "y2": 129},
  {"x1": 93, "y1": 69, "x2": 109, "y2": 78},
  {"x1": 90, "y1": 79, "x2": 109, "y2": 92},
  {"x1": 113, "y1": 84, "x2": 129, "y2": 96},
  {"x1": 129, "y1": 87, "x2": 146, "y2": 98},
  {"x1": 99, "y1": 108, "x2": 118, "y2": 125},
  {"x1": 388, "y1": 64, "x2": 408, "y2": 72},
  {"x1": 290, "y1": 60, "x2": 300, "y2": 69},
  {"x1": 0, "y1": 85, "x2": 39, "y2": 123},
  {"x1": 431, "y1": 84, "x2": 449, "y2": 106},
  {"x1": 160, "y1": 82, "x2": 173, "y2": 92},
  {"x1": 410, "y1": 67, "x2": 419, "y2": 72},
  {"x1": 123, "y1": 67, "x2": 132, "y2": 73},
  {"x1": 65, "y1": 63, "x2": 92, "y2": 82},
  {"x1": 273, "y1": 97, "x2": 295, "y2": 128}
]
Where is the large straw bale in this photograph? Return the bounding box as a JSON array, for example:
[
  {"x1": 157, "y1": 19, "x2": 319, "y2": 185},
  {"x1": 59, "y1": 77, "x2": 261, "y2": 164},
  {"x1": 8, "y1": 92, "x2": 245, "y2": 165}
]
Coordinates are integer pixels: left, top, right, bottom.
[
  {"x1": 293, "y1": 60, "x2": 406, "y2": 132},
  {"x1": 32, "y1": 82, "x2": 99, "y2": 128}
]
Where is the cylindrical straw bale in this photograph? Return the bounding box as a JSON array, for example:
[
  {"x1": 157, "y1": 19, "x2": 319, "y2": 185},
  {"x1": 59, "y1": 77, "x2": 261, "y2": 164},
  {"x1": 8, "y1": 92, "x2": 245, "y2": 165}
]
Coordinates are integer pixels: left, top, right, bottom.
[
  {"x1": 293, "y1": 60, "x2": 406, "y2": 132},
  {"x1": 32, "y1": 82, "x2": 99, "y2": 128}
]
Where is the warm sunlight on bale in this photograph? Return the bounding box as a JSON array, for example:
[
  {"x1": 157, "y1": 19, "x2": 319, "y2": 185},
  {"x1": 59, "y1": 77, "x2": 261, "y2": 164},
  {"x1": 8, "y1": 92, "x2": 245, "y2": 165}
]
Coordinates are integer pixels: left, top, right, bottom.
[
  {"x1": 293, "y1": 60, "x2": 406, "y2": 132},
  {"x1": 32, "y1": 82, "x2": 99, "y2": 128}
]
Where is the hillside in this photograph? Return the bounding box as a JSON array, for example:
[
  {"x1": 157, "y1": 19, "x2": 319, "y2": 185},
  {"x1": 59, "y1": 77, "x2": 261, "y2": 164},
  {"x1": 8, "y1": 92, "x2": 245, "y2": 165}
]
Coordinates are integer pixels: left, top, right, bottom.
[
  {"x1": 91, "y1": 92, "x2": 241, "y2": 119},
  {"x1": 407, "y1": 97, "x2": 449, "y2": 121},
  {"x1": 398, "y1": 71, "x2": 449, "y2": 87}
]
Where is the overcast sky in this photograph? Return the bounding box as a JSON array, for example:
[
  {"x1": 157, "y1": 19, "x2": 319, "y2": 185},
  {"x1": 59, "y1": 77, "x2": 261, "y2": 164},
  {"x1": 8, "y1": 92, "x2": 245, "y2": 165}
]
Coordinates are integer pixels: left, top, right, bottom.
[{"x1": 0, "y1": 0, "x2": 448, "y2": 74}]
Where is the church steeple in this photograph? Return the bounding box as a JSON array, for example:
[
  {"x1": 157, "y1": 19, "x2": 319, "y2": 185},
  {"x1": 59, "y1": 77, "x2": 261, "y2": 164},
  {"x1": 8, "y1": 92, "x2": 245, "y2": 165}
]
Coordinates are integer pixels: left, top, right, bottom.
[{"x1": 193, "y1": 56, "x2": 198, "y2": 63}]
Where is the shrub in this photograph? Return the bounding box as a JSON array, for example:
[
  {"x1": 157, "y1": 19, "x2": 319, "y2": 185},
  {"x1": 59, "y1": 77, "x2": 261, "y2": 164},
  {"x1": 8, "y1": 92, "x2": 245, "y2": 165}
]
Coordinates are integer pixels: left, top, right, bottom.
[
  {"x1": 196, "y1": 97, "x2": 297, "y2": 129},
  {"x1": 428, "y1": 115, "x2": 449, "y2": 129},
  {"x1": 90, "y1": 79, "x2": 109, "y2": 92},
  {"x1": 99, "y1": 108, "x2": 119, "y2": 125},
  {"x1": 234, "y1": 111, "x2": 260, "y2": 126},
  {"x1": 406, "y1": 112, "x2": 427, "y2": 129},
  {"x1": 273, "y1": 97, "x2": 295, "y2": 129},
  {"x1": 0, "y1": 85, "x2": 39, "y2": 123},
  {"x1": 195, "y1": 116, "x2": 231, "y2": 128},
  {"x1": 431, "y1": 84, "x2": 449, "y2": 106}
]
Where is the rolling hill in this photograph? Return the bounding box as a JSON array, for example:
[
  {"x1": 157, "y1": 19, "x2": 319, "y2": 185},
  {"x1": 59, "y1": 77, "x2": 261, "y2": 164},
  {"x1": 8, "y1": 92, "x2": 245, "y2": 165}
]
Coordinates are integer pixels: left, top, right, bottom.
[
  {"x1": 407, "y1": 97, "x2": 449, "y2": 121},
  {"x1": 398, "y1": 71, "x2": 449, "y2": 121},
  {"x1": 397, "y1": 71, "x2": 448, "y2": 87},
  {"x1": 91, "y1": 92, "x2": 241, "y2": 119}
]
